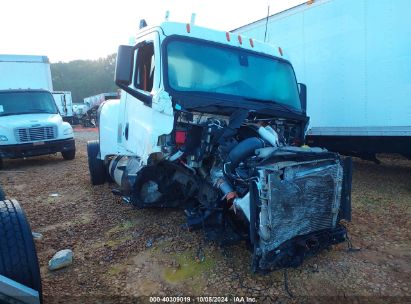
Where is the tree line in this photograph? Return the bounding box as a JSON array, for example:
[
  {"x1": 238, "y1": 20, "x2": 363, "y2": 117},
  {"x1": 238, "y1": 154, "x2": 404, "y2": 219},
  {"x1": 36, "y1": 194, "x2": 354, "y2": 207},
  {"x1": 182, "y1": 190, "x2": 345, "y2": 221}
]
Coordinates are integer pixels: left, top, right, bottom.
[{"x1": 51, "y1": 53, "x2": 117, "y2": 103}]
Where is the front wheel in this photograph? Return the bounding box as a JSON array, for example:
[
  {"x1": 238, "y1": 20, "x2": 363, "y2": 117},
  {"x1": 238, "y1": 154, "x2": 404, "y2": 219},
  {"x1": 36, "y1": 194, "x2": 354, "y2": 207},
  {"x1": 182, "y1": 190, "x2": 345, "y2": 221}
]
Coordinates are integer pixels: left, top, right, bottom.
[
  {"x1": 0, "y1": 184, "x2": 5, "y2": 200},
  {"x1": 87, "y1": 140, "x2": 106, "y2": 185},
  {"x1": 62, "y1": 149, "x2": 76, "y2": 160}
]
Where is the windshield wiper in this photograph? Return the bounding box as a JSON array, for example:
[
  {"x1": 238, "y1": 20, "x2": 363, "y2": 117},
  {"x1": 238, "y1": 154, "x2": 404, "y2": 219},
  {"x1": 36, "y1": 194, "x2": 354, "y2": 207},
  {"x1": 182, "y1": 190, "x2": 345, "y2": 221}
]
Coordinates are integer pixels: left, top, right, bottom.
[
  {"x1": 173, "y1": 93, "x2": 301, "y2": 116},
  {"x1": 189, "y1": 102, "x2": 227, "y2": 110},
  {"x1": 27, "y1": 109, "x2": 55, "y2": 113},
  {"x1": 243, "y1": 97, "x2": 301, "y2": 115},
  {"x1": 0, "y1": 111, "x2": 55, "y2": 116},
  {"x1": 0, "y1": 113, "x2": 22, "y2": 117}
]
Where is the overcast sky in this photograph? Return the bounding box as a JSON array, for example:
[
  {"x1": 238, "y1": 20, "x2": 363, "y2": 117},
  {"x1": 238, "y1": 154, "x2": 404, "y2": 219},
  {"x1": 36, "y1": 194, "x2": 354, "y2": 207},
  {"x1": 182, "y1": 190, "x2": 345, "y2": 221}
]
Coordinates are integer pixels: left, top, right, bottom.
[{"x1": 0, "y1": 0, "x2": 305, "y2": 63}]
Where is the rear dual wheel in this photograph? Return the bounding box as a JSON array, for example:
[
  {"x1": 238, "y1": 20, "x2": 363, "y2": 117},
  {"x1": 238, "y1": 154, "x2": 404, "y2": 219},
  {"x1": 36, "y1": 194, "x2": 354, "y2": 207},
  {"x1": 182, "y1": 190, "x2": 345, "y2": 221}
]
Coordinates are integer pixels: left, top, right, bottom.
[{"x1": 0, "y1": 185, "x2": 5, "y2": 200}]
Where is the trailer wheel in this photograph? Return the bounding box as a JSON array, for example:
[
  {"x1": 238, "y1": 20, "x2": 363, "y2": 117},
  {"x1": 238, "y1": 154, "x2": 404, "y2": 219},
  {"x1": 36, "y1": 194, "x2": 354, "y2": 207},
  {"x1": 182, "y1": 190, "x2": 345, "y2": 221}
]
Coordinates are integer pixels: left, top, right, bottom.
[
  {"x1": 0, "y1": 158, "x2": 3, "y2": 170},
  {"x1": 0, "y1": 199, "x2": 42, "y2": 297},
  {"x1": 87, "y1": 140, "x2": 106, "y2": 185},
  {"x1": 62, "y1": 149, "x2": 76, "y2": 160}
]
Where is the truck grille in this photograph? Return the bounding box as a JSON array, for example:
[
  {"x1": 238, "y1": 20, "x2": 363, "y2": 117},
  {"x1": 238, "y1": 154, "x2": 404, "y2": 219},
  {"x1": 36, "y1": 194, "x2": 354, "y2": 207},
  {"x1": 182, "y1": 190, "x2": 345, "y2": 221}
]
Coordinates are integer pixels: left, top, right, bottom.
[{"x1": 15, "y1": 126, "x2": 57, "y2": 143}]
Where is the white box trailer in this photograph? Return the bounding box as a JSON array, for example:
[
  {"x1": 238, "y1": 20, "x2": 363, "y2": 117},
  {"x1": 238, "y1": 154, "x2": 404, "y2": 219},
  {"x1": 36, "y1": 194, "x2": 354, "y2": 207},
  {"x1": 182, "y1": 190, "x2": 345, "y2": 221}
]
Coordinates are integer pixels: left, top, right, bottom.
[
  {"x1": 52, "y1": 91, "x2": 73, "y2": 123},
  {"x1": 233, "y1": 0, "x2": 411, "y2": 160},
  {"x1": 0, "y1": 55, "x2": 53, "y2": 91}
]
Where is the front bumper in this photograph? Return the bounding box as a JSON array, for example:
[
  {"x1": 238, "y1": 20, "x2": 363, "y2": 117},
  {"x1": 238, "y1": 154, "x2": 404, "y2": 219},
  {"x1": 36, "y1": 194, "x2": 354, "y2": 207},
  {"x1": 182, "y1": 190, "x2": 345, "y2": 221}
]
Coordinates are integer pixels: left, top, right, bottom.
[
  {"x1": 252, "y1": 225, "x2": 348, "y2": 272},
  {"x1": 0, "y1": 138, "x2": 75, "y2": 159}
]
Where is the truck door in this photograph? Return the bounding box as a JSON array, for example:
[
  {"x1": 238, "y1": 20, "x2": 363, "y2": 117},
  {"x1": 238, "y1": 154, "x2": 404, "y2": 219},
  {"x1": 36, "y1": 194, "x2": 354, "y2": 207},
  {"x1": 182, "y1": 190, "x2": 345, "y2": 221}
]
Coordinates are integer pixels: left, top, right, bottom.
[
  {"x1": 53, "y1": 93, "x2": 65, "y2": 116},
  {"x1": 118, "y1": 31, "x2": 174, "y2": 161},
  {"x1": 65, "y1": 93, "x2": 73, "y2": 117},
  {"x1": 62, "y1": 94, "x2": 67, "y2": 116}
]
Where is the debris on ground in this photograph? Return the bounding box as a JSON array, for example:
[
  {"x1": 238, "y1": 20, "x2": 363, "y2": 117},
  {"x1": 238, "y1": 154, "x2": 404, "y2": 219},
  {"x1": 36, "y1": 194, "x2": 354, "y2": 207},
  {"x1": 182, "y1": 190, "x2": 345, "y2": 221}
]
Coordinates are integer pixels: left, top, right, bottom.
[
  {"x1": 1, "y1": 130, "x2": 409, "y2": 299},
  {"x1": 32, "y1": 231, "x2": 43, "y2": 241},
  {"x1": 146, "y1": 239, "x2": 153, "y2": 248},
  {"x1": 195, "y1": 246, "x2": 205, "y2": 263},
  {"x1": 48, "y1": 249, "x2": 73, "y2": 271}
]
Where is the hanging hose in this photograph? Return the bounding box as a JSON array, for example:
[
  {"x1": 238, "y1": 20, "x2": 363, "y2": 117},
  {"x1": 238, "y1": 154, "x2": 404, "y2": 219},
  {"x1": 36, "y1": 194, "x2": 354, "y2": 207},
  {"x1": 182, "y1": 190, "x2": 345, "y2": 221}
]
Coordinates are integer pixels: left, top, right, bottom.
[{"x1": 226, "y1": 137, "x2": 264, "y2": 170}]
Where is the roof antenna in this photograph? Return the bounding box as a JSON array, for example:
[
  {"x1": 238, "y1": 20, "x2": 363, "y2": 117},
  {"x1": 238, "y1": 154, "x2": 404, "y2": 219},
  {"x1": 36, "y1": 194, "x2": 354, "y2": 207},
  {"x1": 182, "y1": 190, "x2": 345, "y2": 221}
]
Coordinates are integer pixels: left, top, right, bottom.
[
  {"x1": 165, "y1": 10, "x2": 170, "y2": 21},
  {"x1": 264, "y1": 6, "x2": 270, "y2": 43},
  {"x1": 190, "y1": 13, "x2": 196, "y2": 25}
]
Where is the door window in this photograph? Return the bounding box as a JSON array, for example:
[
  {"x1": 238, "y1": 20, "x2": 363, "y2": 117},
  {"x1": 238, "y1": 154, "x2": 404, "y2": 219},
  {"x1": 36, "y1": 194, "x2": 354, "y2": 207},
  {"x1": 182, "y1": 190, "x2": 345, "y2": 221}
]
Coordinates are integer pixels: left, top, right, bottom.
[{"x1": 134, "y1": 42, "x2": 155, "y2": 93}]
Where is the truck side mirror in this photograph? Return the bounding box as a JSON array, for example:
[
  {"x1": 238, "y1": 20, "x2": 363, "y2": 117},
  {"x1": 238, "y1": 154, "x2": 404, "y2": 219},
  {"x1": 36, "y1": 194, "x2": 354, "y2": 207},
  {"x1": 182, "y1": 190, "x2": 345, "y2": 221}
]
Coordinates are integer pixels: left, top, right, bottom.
[
  {"x1": 115, "y1": 45, "x2": 134, "y2": 87},
  {"x1": 298, "y1": 83, "x2": 307, "y2": 113},
  {"x1": 114, "y1": 44, "x2": 153, "y2": 105}
]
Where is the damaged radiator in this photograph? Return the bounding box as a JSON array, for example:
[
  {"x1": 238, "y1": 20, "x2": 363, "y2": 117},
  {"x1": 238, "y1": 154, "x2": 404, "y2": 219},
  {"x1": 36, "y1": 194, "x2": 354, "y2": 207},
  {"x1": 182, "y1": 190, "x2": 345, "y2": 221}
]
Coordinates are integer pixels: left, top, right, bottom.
[{"x1": 255, "y1": 158, "x2": 344, "y2": 269}]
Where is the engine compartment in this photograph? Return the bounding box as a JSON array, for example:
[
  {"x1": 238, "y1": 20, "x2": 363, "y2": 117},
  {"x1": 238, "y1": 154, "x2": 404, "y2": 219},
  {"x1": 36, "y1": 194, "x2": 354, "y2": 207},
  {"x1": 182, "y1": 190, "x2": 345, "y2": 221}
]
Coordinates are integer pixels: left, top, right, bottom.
[{"x1": 109, "y1": 110, "x2": 352, "y2": 272}]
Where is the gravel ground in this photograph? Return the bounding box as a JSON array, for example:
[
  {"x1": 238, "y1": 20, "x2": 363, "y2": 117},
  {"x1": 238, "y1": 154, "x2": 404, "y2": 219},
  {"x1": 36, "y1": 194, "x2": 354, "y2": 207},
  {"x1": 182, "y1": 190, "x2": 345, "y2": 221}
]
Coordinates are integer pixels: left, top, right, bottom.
[{"x1": 0, "y1": 129, "x2": 410, "y2": 303}]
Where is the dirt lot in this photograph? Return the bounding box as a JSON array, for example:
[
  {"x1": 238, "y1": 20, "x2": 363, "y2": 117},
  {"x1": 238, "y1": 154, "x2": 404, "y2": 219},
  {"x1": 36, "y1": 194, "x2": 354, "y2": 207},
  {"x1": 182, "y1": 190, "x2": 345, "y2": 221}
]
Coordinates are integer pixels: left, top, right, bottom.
[{"x1": 1, "y1": 129, "x2": 410, "y2": 303}]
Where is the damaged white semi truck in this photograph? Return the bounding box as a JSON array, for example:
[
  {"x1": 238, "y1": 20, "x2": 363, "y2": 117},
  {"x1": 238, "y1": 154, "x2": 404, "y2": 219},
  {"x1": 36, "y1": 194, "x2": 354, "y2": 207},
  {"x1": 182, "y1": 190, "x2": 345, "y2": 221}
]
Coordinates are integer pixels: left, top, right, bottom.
[{"x1": 87, "y1": 21, "x2": 353, "y2": 272}]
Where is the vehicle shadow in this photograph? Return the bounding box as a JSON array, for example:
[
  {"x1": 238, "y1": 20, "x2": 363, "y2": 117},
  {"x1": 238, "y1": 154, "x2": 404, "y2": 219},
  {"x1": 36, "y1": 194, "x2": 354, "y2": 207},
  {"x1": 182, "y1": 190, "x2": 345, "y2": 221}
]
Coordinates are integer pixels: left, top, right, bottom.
[{"x1": 1, "y1": 155, "x2": 65, "y2": 170}]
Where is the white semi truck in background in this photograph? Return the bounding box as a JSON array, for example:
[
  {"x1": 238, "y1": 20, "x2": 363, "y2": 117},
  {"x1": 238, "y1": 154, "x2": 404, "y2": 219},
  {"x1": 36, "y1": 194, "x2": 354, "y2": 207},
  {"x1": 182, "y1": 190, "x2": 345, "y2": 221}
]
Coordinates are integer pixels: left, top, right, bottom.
[
  {"x1": 0, "y1": 55, "x2": 75, "y2": 168},
  {"x1": 52, "y1": 91, "x2": 74, "y2": 124},
  {"x1": 234, "y1": 0, "x2": 411, "y2": 162}
]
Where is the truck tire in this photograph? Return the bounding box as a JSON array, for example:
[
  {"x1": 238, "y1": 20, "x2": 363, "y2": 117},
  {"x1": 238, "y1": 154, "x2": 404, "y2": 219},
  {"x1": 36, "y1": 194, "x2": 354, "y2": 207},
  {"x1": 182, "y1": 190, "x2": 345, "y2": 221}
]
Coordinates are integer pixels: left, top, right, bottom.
[
  {"x1": 0, "y1": 199, "x2": 42, "y2": 296},
  {"x1": 0, "y1": 158, "x2": 3, "y2": 170},
  {"x1": 62, "y1": 149, "x2": 76, "y2": 160},
  {"x1": 87, "y1": 140, "x2": 106, "y2": 185},
  {"x1": 0, "y1": 185, "x2": 5, "y2": 200}
]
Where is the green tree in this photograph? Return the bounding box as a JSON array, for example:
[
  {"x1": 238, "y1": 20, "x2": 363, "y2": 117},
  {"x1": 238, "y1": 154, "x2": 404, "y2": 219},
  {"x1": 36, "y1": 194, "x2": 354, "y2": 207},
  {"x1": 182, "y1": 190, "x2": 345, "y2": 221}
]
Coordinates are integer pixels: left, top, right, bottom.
[{"x1": 51, "y1": 53, "x2": 117, "y2": 103}]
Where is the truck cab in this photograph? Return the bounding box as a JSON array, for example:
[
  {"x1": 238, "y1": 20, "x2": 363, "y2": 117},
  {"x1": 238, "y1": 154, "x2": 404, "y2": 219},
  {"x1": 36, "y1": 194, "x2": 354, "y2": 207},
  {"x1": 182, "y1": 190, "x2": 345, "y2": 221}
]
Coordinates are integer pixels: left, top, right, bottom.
[
  {"x1": 90, "y1": 21, "x2": 352, "y2": 272},
  {"x1": 0, "y1": 89, "x2": 75, "y2": 168},
  {"x1": 0, "y1": 55, "x2": 75, "y2": 168}
]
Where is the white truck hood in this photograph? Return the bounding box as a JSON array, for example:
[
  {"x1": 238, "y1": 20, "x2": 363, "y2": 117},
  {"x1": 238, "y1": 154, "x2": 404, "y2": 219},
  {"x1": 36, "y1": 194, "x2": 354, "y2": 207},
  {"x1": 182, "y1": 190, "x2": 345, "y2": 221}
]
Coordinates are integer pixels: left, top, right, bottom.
[
  {"x1": 0, "y1": 113, "x2": 73, "y2": 145},
  {"x1": 0, "y1": 113, "x2": 62, "y2": 128}
]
